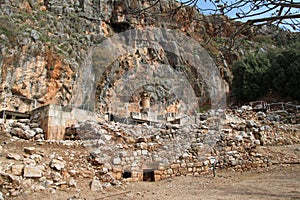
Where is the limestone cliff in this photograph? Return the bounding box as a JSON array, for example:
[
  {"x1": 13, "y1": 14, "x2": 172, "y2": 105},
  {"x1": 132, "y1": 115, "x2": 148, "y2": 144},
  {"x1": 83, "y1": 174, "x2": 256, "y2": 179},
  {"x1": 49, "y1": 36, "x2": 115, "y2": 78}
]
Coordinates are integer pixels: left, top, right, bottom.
[{"x1": 0, "y1": 0, "x2": 281, "y2": 114}]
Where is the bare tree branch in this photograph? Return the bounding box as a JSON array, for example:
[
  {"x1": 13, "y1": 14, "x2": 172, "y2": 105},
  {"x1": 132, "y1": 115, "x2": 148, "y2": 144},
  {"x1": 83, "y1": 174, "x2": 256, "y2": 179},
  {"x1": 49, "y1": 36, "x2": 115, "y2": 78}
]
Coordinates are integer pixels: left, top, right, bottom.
[
  {"x1": 246, "y1": 13, "x2": 300, "y2": 25},
  {"x1": 190, "y1": 0, "x2": 300, "y2": 30}
]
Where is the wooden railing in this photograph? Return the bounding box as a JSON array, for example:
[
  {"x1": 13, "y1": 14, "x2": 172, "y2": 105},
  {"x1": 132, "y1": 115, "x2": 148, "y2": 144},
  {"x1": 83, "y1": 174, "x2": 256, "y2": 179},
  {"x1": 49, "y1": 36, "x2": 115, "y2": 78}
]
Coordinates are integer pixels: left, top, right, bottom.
[{"x1": 250, "y1": 101, "x2": 300, "y2": 113}]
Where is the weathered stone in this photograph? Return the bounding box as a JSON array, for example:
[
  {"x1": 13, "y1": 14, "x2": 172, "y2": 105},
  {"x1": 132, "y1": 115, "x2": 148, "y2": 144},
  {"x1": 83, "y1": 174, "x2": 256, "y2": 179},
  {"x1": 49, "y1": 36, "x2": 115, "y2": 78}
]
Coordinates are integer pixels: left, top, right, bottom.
[
  {"x1": 69, "y1": 177, "x2": 77, "y2": 187},
  {"x1": 23, "y1": 165, "x2": 44, "y2": 178},
  {"x1": 0, "y1": 191, "x2": 4, "y2": 200},
  {"x1": 90, "y1": 178, "x2": 103, "y2": 192},
  {"x1": 103, "y1": 134, "x2": 112, "y2": 141},
  {"x1": 231, "y1": 160, "x2": 238, "y2": 166},
  {"x1": 29, "y1": 123, "x2": 40, "y2": 128},
  {"x1": 241, "y1": 105, "x2": 252, "y2": 111},
  {"x1": 24, "y1": 130, "x2": 37, "y2": 139},
  {"x1": 235, "y1": 135, "x2": 243, "y2": 142},
  {"x1": 35, "y1": 134, "x2": 44, "y2": 140},
  {"x1": 10, "y1": 128, "x2": 25, "y2": 138},
  {"x1": 23, "y1": 157, "x2": 36, "y2": 165},
  {"x1": 256, "y1": 111, "x2": 266, "y2": 119},
  {"x1": 254, "y1": 140, "x2": 261, "y2": 145},
  {"x1": 10, "y1": 190, "x2": 21, "y2": 197},
  {"x1": 33, "y1": 185, "x2": 46, "y2": 192},
  {"x1": 31, "y1": 30, "x2": 41, "y2": 41},
  {"x1": 7, "y1": 153, "x2": 22, "y2": 160},
  {"x1": 154, "y1": 175, "x2": 161, "y2": 181},
  {"x1": 50, "y1": 159, "x2": 65, "y2": 171},
  {"x1": 11, "y1": 165, "x2": 24, "y2": 176},
  {"x1": 17, "y1": 119, "x2": 30, "y2": 124},
  {"x1": 166, "y1": 168, "x2": 173, "y2": 175},
  {"x1": 29, "y1": 154, "x2": 42, "y2": 162},
  {"x1": 39, "y1": 177, "x2": 53, "y2": 188},
  {"x1": 12, "y1": 122, "x2": 30, "y2": 130},
  {"x1": 33, "y1": 128, "x2": 43, "y2": 134},
  {"x1": 112, "y1": 158, "x2": 121, "y2": 165},
  {"x1": 51, "y1": 172, "x2": 62, "y2": 182},
  {"x1": 246, "y1": 120, "x2": 257, "y2": 128},
  {"x1": 24, "y1": 147, "x2": 35, "y2": 155},
  {"x1": 170, "y1": 164, "x2": 180, "y2": 169},
  {"x1": 68, "y1": 169, "x2": 77, "y2": 176},
  {"x1": 0, "y1": 171, "x2": 19, "y2": 184},
  {"x1": 141, "y1": 150, "x2": 148, "y2": 155},
  {"x1": 182, "y1": 152, "x2": 190, "y2": 158}
]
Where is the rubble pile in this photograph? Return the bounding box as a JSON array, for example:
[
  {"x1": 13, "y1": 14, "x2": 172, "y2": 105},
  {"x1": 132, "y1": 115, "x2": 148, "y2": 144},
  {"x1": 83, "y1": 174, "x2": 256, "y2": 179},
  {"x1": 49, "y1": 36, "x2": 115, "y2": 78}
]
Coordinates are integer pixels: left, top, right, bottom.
[
  {"x1": 0, "y1": 141, "x2": 113, "y2": 198},
  {"x1": 0, "y1": 108, "x2": 299, "y2": 198},
  {"x1": 7, "y1": 119, "x2": 44, "y2": 140},
  {"x1": 65, "y1": 108, "x2": 300, "y2": 182}
]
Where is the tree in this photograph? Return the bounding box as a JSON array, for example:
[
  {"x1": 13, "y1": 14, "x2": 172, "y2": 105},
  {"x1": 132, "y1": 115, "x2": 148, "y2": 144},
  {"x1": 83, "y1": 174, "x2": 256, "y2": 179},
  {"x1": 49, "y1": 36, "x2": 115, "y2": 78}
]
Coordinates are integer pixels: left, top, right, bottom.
[
  {"x1": 267, "y1": 41, "x2": 300, "y2": 99},
  {"x1": 125, "y1": 1, "x2": 300, "y2": 50},
  {"x1": 197, "y1": 0, "x2": 300, "y2": 31},
  {"x1": 129, "y1": 1, "x2": 300, "y2": 35},
  {"x1": 232, "y1": 40, "x2": 300, "y2": 102},
  {"x1": 232, "y1": 54, "x2": 271, "y2": 101},
  {"x1": 180, "y1": 0, "x2": 300, "y2": 31}
]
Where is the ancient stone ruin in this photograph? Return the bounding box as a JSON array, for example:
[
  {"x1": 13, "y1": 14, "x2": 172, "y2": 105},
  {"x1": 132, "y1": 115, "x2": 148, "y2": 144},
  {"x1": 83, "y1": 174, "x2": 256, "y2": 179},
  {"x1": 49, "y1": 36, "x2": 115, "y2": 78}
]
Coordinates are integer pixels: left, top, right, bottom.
[{"x1": 0, "y1": 0, "x2": 299, "y2": 198}]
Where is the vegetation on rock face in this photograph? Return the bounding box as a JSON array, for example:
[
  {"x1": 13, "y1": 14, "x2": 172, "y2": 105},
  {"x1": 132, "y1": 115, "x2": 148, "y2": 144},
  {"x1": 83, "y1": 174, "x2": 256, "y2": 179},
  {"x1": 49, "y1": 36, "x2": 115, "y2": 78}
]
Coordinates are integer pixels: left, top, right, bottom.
[
  {"x1": 232, "y1": 35, "x2": 300, "y2": 102},
  {"x1": 0, "y1": 0, "x2": 299, "y2": 108}
]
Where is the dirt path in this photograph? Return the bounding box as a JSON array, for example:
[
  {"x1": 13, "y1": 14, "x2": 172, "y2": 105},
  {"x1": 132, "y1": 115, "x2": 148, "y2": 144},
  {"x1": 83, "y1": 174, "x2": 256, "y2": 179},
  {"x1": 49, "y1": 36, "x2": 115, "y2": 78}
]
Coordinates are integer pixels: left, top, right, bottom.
[
  {"x1": 3, "y1": 133, "x2": 298, "y2": 200},
  {"x1": 109, "y1": 164, "x2": 300, "y2": 200},
  {"x1": 13, "y1": 164, "x2": 300, "y2": 200}
]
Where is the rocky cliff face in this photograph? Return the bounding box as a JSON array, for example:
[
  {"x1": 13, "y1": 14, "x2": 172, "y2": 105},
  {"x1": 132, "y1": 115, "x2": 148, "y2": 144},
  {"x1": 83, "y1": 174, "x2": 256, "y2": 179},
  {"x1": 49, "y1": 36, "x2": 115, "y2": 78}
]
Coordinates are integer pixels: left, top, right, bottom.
[
  {"x1": 0, "y1": 0, "x2": 270, "y2": 114},
  {"x1": 0, "y1": 0, "x2": 104, "y2": 110}
]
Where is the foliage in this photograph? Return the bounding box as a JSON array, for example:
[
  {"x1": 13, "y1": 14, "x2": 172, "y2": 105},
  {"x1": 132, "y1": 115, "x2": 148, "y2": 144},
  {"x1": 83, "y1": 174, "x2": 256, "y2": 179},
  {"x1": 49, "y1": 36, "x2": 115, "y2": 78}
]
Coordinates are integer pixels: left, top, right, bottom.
[
  {"x1": 232, "y1": 39, "x2": 300, "y2": 102},
  {"x1": 180, "y1": 0, "x2": 300, "y2": 31},
  {"x1": 0, "y1": 16, "x2": 18, "y2": 45},
  {"x1": 267, "y1": 41, "x2": 300, "y2": 99},
  {"x1": 232, "y1": 54, "x2": 270, "y2": 101},
  {"x1": 253, "y1": 35, "x2": 274, "y2": 45}
]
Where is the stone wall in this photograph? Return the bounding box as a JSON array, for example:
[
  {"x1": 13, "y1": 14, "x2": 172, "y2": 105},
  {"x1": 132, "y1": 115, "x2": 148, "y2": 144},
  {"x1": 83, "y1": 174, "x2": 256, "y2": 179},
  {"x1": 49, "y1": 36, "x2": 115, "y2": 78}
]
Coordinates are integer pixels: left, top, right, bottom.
[
  {"x1": 31, "y1": 104, "x2": 97, "y2": 140},
  {"x1": 0, "y1": 107, "x2": 299, "y2": 199},
  {"x1": 66, "y1": 108, "x2": 300, "y2": 182},
  {"x1": 0, "y1": 95, "x2": 39, "y2": 113},
  {"x1": 8, "y1": 118, "x2": 44, "y2": 140}
]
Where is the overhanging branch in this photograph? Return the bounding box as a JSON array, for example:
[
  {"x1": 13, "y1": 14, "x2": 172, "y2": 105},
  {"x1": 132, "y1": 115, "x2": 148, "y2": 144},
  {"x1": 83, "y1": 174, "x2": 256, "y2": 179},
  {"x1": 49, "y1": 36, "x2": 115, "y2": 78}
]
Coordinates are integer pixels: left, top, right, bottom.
[{"x1": 246, "y1": 14, "x2": 300, "y2": 24}]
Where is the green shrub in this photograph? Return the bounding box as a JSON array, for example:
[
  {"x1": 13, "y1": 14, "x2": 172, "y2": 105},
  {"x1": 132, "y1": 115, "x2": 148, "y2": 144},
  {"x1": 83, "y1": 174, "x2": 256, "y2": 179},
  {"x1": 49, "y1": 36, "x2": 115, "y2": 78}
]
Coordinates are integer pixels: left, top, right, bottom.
[
  {"x1": 267, "y1": 42, "x2": 300, "y2": 99},
  {"x1": 232, "y1": 54, "x2": 271, "y2": 101},
  {"x1": 232, "y1": 39, "x2": 300, "y2": 102}
]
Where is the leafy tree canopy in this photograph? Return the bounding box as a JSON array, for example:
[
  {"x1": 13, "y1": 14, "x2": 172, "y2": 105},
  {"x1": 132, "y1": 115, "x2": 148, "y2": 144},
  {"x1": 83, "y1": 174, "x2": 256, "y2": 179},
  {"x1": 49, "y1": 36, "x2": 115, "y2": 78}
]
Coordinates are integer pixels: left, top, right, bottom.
[{"x1": 232, "y1": 40, "x2": 300, "y2": 102}]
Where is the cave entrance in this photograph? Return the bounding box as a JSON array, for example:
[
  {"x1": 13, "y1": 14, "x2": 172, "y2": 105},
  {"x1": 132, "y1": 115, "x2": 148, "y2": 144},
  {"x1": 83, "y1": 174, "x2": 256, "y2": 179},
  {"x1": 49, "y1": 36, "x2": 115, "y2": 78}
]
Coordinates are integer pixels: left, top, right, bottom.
[
  {"x1": 122, "y1": 171, "x2": 132, "y2": 179},
  {"x1": 143, "y1": 169, "x2": 155, "y2": 182}
]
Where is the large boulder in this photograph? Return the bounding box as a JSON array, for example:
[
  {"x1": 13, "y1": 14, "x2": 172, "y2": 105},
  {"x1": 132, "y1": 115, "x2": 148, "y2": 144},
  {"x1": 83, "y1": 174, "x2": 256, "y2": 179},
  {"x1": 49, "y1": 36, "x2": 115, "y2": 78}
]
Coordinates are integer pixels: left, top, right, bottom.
[
  {"x1": 10, "y1": 125, "x2": 37, "y2": 139},
  {"x1": 24, "y1": 130, "x2": 37, "y2": 139},
  {"x1": 23, "y1": 165, "x2": 44, "y2": 178},
  {"x1": 50, "y1": 159, "x2": 65, "y2": 171},
  {"x1": 90, "y1": 178, "x2": 103, "y2": 192},
  {"x1": 10, "y1": 127, "x2": 25, "y2": 138}
]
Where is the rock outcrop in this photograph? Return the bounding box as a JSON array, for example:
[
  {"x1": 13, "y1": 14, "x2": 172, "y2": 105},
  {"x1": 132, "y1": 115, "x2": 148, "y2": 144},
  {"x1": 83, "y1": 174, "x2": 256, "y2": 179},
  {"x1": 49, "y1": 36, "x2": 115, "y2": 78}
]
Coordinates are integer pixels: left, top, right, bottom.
[{"x1": 0, "y1": 0, "x2": 279, "y2": 113}]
